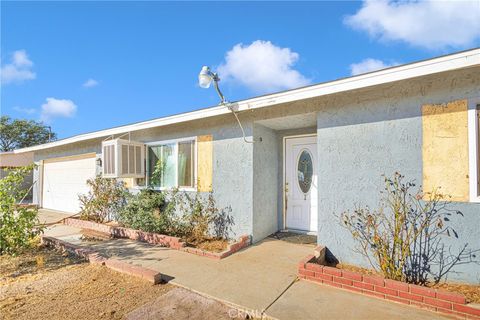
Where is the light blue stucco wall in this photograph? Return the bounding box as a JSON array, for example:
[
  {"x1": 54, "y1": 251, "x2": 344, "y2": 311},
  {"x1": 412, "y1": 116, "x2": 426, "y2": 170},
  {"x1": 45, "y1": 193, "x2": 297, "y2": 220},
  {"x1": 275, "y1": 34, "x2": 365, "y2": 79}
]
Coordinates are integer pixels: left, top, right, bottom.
[
  {"x1": 252, "y1": 124, "x2": 278, "y2": 241},
  {"x1": 316, "y1": 67, "x2": 480, "y2": 283},
  {"x1": 31, "y1": 65, "x2": 480, "y2": 283},
  {"x1": 33, "y1": 115, "x2": 255, "y2": 239}
]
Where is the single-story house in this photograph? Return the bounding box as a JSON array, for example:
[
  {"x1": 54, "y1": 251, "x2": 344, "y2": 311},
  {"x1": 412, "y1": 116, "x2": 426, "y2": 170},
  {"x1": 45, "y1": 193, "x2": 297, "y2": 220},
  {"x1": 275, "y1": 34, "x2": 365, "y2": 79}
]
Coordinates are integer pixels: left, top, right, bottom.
[
  {"x1": 13, "y1": 48, "x2": 480, "y2": 283},
  {"x1": 0, "y1": 151, "x2": 34, "y2": 202}
]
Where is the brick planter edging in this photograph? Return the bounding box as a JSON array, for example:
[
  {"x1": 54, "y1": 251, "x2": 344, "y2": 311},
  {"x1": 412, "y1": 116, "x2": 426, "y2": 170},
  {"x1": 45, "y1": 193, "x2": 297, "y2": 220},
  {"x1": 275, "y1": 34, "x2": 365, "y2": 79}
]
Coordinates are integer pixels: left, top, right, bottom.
[
  {"x1": 41, "y1": 236, "x2": 162, "y2": 284},
  {"x1": 298, "y1": 253, "x2": 480, "y2": 320},
  {"x1": 180, "y1": 235, "x2": 251, "y2": 260},
  {"x1": 63, "y1": 218, "x2": 251, "y2": 259}
]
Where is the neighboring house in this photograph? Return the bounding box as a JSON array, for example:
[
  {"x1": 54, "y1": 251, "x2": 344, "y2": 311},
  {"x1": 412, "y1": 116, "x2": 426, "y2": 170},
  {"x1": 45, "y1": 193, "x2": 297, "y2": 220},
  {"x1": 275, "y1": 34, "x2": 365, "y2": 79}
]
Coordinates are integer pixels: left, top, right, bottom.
[
  {"x1": 12, "y1": 48, "x2": 480, "y2": 283},
  {"x1": 0, "y1": 151, "x2": 34, "y2": 202}
]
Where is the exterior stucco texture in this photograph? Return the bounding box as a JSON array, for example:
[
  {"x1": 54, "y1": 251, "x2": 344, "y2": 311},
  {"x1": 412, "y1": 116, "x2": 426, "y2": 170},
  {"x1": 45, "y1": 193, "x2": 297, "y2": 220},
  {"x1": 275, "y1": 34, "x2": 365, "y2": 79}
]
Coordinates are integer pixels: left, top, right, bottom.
[
  {"x1": 32, "y1": 65, "x2": 480, "y2": 283},
  {"x1": 316, "y1": 68, "x2": 480, "y2": 283},
  {"x1": 33, "y1": 115, "x2": 256, "y2": 240}
]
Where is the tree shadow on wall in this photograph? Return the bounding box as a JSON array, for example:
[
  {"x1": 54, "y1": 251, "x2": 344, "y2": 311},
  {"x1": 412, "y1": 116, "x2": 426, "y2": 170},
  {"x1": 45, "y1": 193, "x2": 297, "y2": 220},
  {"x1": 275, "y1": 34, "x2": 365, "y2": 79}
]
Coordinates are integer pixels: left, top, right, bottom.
[
  {"x1": 405, "y1": 208, "x2": 479, "y2": 285},
  {"x1": 341, "y1": 172, "x2": 479, "y2": 285}
]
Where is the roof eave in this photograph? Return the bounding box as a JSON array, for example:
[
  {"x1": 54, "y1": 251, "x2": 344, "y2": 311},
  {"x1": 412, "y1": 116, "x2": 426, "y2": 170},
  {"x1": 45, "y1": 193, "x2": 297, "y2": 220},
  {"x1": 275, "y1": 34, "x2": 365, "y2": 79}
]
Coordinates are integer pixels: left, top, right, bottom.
[{"x1": 14, "y1": 48, "x2": 480, "y2": 154}]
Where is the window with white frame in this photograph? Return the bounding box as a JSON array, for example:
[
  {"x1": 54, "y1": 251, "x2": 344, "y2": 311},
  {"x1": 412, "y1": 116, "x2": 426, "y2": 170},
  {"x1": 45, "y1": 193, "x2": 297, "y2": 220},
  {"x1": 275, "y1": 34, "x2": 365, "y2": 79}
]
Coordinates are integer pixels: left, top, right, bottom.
[
  {"x1": 477, "y1": 104, "x2": 480, "y2": 197},
  {"x1": 145, "y1": 138, "x2": 196, "y2": 189},
  {"x1": 469, "y1": 101, "x2": 480, "y2": 201}
]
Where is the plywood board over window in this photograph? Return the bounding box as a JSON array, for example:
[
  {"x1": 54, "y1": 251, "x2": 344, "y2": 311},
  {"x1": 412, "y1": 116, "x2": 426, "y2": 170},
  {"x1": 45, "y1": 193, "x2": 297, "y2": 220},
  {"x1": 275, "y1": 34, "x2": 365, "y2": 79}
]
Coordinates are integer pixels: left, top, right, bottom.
[
  {"x1": 197, "y1": 135, "x2": 213, "y2": 192},
  {"x1": 422, "y1": 99, "x2": 469, "y2": 202}
]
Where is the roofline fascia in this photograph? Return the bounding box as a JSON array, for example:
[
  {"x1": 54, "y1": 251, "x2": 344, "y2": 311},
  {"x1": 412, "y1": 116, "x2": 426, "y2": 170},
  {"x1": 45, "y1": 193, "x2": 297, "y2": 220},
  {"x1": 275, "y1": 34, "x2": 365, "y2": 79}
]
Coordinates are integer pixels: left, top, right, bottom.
[{"x1": 14, "y1": 48, "x2": 480, "y2": 154}]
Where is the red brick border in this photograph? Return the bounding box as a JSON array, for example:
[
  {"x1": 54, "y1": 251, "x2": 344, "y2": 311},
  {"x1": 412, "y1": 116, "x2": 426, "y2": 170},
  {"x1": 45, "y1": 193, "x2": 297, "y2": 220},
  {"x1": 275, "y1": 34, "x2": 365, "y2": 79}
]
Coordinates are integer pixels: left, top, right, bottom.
[
  {"x1": 180, "y1": 235, "x2": 251, "y2": 260},
  {"x1": 298, "y1": 253, "x2": 480, "y2": 320},
  {"x1": 41, "y1": 236, "x2": 162, "y2": 284},
  {"x1": 63, "y1": 218, "x2": 251, "y2": 259}
]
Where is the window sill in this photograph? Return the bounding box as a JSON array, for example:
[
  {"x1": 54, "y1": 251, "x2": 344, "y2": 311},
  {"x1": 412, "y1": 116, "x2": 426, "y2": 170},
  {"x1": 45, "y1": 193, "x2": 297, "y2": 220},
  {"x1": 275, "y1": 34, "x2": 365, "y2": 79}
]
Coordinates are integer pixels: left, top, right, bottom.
[
  {"x1": 131, "y1": 186, "x2": 197, "y2": 192},
  {"x1": 470, "y1": 196, "x2": 480, "y2": 203}
]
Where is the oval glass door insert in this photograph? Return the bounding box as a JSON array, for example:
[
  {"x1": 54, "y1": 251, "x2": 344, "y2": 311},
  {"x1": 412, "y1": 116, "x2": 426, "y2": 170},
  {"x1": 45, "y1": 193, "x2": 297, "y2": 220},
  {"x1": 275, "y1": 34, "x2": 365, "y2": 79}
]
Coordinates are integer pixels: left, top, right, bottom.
[{"x1": 297, "y1": 150, "x2": 313, "y2": 194}]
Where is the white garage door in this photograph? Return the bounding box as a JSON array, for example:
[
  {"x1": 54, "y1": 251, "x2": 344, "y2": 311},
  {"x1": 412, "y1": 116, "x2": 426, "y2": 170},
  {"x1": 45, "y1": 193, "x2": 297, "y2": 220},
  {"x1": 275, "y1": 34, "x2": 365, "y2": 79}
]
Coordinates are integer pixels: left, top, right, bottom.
[{"x1": 42, "y1": 155, "x2": 96, "y2": 213}]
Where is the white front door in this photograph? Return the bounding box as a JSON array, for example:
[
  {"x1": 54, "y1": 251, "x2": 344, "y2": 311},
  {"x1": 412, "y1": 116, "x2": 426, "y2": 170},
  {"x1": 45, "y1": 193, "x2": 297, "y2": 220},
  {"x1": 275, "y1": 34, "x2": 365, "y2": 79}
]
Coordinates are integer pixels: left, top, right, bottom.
[{"x1": 285, "y1": 135, "x2": 318, "y2": 232}]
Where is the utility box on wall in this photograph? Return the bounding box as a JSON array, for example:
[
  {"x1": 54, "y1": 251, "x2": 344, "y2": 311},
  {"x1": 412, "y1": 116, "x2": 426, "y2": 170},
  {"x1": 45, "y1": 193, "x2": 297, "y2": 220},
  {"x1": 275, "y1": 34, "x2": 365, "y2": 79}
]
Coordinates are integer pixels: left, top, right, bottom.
[{"x1": 102, "y1": 139, "x2": 145, "y2": 178}]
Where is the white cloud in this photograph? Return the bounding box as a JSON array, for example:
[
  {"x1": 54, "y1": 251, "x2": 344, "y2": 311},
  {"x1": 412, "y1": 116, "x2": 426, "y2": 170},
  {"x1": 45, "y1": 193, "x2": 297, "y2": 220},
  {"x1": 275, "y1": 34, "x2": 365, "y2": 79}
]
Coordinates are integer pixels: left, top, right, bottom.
[
  {"x1": 217, "y1": 40, "x2": 310, "y2": 93},
  {"x1": 12, "y1": 50, "x2": 33, "y2": 67},
  {"x1": 345, "y1": 0, "x2": 480, "y2": 50},
  {"x1": 13, "y1": 106, "x2": 37, "y2": 115},
  {"x1": 83, "y1": 78, "x2": 99, "y2": 88},
  {"x1": 40, "y1": 98, "x2": 77, "y2": 123},
  {"x1": 1, "y1": 50, "x2": 36, "y2": 85},
  {"x1": 350, "y1": 58, "x2": 399, "y2": 76}
]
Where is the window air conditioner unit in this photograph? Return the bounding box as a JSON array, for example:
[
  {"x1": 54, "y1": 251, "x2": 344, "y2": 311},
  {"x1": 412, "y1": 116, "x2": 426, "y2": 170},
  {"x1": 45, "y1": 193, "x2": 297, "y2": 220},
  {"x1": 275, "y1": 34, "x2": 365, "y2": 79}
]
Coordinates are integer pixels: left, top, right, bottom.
[{"x1": 102, "y1": 139, "x2": 145, "y2": 178}]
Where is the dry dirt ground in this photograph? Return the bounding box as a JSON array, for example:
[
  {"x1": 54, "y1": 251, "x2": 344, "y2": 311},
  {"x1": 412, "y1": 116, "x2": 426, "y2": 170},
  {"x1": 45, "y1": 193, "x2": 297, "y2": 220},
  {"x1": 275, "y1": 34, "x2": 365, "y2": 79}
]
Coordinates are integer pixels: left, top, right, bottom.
[{"x1": 0, "y1": 246, "x2": 236, "y2": 320}]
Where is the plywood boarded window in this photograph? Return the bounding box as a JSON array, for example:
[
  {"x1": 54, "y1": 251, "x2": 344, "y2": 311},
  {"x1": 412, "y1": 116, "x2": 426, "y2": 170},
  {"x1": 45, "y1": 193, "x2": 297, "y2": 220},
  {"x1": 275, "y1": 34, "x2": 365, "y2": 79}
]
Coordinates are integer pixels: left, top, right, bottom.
[
  {"x1": 197, "y1": 135, "x2": 213, "y2": 192},
  {"x1": 422, "y1": 100, "x2": 469, "y2": 201}
]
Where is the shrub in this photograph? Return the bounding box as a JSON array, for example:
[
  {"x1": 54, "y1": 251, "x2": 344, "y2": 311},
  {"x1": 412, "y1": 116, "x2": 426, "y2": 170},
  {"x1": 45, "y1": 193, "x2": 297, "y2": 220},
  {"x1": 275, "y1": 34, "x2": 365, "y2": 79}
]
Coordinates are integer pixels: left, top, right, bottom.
[
  {"x1": 176, "y1": 191, "x2": 234, "y2": 244},
  {"x1": 341, "y1": 172, "x2": 476, "y2": 285},
  {"x1": 0, "y1": 165, "x2": 43, "y2": 255},
  {"x1": 118, "y1": 189, "x2": 177, "y2": 234},
  {"x1": 78, "y1": 176, "x2": 128, "y2": 223},
  {"x1": 118, "y1": 188, "x2": 235, "y2": 244}
]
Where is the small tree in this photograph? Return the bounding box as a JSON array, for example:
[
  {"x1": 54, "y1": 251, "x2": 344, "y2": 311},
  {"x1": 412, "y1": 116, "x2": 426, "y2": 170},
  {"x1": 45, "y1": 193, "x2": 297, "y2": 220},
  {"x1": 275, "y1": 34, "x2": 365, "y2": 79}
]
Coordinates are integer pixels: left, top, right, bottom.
[
  {"x1": 341, "y1": 172, "x2": 476, "y2": 285},
  {"x1": 78, "y1": 176, "x2": 128, "y2": 223},
  {"x1": 0, "y1": 116, "x2": 56, "y2": 151},
  {"x1": 0, "y1": 165, "x2": 42, "y2": 255}
]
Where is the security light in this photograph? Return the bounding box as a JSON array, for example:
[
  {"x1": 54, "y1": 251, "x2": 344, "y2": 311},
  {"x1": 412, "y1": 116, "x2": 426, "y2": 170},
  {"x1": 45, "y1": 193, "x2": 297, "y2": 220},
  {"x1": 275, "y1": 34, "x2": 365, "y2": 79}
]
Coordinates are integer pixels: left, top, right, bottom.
[
  {"x1": 198, "y1": 66, "x2": 213, "y2": 89},
  {"x1": 198, "y1": 66, "x2": 226, "y2": 104},
  {"x1": 198, "y1": 65, "x2": 257, "y2": 143}
]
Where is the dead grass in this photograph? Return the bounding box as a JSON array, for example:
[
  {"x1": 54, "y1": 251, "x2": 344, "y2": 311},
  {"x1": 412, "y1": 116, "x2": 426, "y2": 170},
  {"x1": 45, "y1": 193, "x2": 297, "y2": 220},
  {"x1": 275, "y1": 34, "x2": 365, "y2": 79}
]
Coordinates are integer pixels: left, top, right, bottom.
[
  {"x1": 0, "y1": 243, "x2": 84, "y2": 284},
  {"x1": 194, "y1": 239, "x2": 228, "y2": 253},
  {"x1": 429, "y1": 282, "x2": 480, "y2": 304},
  {"x1": 334, "y1": 263, "x2": 382, "y2": 277},
  {"x1": 0, "y1": 245, "x2": 235, "y2": 320},
  {"x1": 0, "y1": 258, "x2": 172, "y2": 320}
]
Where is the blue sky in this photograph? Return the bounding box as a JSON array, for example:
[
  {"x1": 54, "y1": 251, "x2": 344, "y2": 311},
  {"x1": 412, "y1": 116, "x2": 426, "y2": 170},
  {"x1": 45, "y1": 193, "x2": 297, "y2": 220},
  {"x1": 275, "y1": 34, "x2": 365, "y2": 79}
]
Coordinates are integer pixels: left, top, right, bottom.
[{"x1": 2, "y1": 1, "x2": 479, "y2": 139}]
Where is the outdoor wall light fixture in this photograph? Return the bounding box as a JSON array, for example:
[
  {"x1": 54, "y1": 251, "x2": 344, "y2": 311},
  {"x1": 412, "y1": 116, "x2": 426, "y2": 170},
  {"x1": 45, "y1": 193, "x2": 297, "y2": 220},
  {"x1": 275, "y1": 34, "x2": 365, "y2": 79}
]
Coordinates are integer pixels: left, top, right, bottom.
[
  {"x1": 198, "y1": 66, "x2": 259, "y2": 143},
  {"x1": 96, "y1": 157, "x2": 102, "y2": 167}
]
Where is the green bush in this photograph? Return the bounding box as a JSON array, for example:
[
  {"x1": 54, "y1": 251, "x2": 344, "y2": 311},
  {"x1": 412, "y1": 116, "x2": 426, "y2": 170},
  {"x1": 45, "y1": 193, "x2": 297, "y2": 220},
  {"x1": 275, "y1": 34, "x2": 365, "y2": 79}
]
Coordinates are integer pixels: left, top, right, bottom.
[
  {"x1": 118, "y1": 189, "x2": 235, "y2": 244},
  {"x1": 0, "y1": 165, "x2": 43, "y2": 255},
  {"x1": 78, "y1": 176, "x2": 128, "y2": 223},
  {"x1": 118, "y1": 189, "x2": 178, "y2": 234}
]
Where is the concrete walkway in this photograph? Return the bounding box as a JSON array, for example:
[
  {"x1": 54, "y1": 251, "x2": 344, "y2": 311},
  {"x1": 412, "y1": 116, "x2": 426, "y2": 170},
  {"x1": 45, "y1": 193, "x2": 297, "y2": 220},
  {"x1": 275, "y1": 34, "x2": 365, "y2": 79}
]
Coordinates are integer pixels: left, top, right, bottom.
[
  {"x1": 37, "y1": 208, "x2": 73, "y2": 225},
  {"x1": 43, "y1": 223, "x2": 448, "y2": 320},
  {"x1": 267, "y1": 280, "x2": 445, "y2": 320}
]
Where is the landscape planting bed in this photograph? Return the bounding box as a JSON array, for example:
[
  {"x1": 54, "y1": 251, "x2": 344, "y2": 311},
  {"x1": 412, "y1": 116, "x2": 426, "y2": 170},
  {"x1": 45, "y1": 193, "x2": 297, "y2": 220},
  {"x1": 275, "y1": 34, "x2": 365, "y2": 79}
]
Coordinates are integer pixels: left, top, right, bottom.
[
  {"x1": 63, "y1": 218, "x2": 250, "y2": 260},
  {"x1": 298, "y1": 252, "x2": 480, "y2": 320}
]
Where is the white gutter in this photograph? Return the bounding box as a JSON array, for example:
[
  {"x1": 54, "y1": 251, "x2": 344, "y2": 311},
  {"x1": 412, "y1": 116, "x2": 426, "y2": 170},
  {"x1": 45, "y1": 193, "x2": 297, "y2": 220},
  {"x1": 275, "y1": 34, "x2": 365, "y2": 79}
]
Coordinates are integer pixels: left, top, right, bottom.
[{"x1": 14, "y1": 48, "x2": 480, "y2": 154}]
